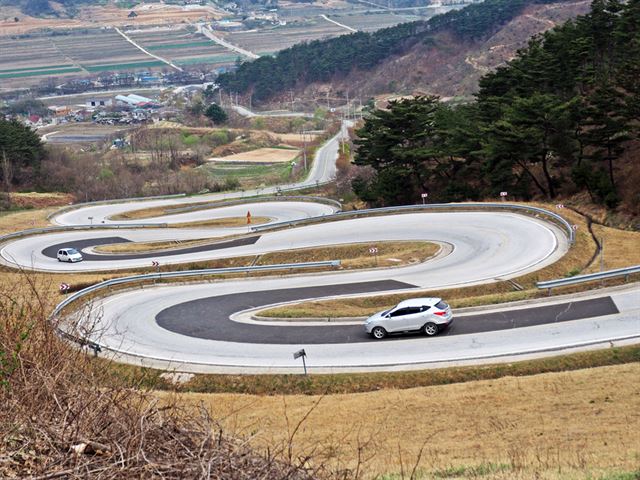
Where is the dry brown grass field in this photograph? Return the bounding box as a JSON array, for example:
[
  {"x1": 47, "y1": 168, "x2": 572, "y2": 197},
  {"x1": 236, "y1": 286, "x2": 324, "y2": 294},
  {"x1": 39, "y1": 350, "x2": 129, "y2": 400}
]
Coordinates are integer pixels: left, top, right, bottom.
[
  {"x1": 0, "y1": 4, "x2": 223, "y2": 36},
  {"x1": 176, "y1": 363, "x2": 640, "y2": 479},
  {"x1": 210, "y1": 146, "x2": 301, "y2": 164}
]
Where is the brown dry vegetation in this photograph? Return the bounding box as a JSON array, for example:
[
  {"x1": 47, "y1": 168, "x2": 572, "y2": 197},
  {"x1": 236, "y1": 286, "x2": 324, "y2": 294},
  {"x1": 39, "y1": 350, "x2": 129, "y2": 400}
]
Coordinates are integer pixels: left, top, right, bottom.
[
  {"x1": 257, "y1": 241, "x2": 439, "y2": 270},
  {"x1": 210, "y1": 147, "x2": 300, "y2": 164},
  {"x1": 301, "y1": 0, "x2": 592, "y2": 101},
  {"x1": 0, "y1": 275, "x2": 316, "y2": 479},
  {"x1": 0, "y1": 4, "x2": 223, "y2": 36},
  {"x1": 177, "y1": 363, "x2": 640, "y2": 479}
]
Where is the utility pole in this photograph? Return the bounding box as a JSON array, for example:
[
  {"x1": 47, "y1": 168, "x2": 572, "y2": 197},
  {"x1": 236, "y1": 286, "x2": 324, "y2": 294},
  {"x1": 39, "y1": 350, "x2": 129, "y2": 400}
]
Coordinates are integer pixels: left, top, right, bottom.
[
  {"x1": 346, "y1": 91, "x2": 349, "y2": 119},
  {"x1": 301, "y1": 130, "x2": 307, "y2": 171}
]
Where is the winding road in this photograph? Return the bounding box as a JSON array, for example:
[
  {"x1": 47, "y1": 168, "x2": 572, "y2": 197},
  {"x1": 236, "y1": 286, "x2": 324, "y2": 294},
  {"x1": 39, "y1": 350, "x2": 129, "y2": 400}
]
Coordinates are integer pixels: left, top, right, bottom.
[{"x1": 2, "y1": 126, "x2": 638, "y2": 373}]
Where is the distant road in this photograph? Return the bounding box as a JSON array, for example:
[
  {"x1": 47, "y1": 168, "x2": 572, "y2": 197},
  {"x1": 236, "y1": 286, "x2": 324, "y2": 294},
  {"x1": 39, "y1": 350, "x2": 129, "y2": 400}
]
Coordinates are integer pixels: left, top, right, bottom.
[
  {"x1": 198, "y1": 25, "x2": 260, "y2": 60},
  {"x1": 320, "y1": 14, "x2": 358, "y2": 32},
  {"x1": 114, "y1": 27, "x2": 183, "y2": 72},
  {"x1": 231, "y1": 105, "x2": 312, "y2": 118}
]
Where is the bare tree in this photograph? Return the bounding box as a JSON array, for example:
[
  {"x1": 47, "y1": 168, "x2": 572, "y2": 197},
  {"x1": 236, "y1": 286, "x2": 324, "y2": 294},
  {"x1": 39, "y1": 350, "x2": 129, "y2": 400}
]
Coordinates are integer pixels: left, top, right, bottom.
[{"x1": 1, "y1": 149, "x2": 13, "y2": 209}]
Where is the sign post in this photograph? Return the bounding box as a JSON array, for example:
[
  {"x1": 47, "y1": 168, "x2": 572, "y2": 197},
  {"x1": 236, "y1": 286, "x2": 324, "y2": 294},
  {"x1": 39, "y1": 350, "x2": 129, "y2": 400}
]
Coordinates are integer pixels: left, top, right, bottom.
[
  {"x1": 499, "y1": 191, "x2": 508, "y2": 201},
  {"x1": 421, "y1": 193, "x2": 428, "y2": 205},
  {"x1": 369, "y1": 246, "x2": 378, "y2": 267},
  {"x1": 293, "y1": 348, "x2": 307, "y2": 375}
]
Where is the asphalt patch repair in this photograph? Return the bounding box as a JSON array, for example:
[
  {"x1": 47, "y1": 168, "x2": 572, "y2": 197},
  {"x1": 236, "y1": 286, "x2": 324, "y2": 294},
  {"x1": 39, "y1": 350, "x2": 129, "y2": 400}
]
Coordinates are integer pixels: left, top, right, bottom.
[{"x1": 156, "y1": 284, "x2": 619, "y2": 344}]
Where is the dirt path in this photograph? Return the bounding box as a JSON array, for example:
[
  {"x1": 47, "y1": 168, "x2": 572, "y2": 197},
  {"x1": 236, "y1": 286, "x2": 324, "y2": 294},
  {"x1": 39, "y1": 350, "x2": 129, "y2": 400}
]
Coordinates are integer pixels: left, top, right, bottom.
[
  {"x1": 320, "y1": 14, "x2": 357, "y2": 33},
  {"x1": 114, "y1": 27, "x2": 183, "y2": 72},
  {"x1": 198, "y1": 25, "x2": 259, "y2": 60}
]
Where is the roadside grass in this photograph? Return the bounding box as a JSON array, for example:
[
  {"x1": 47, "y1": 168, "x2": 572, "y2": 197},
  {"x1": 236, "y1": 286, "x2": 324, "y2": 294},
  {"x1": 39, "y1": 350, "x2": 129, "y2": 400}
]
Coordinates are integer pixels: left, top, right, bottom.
[
  {"x1": 167, "y1": 362, "x2": 640, "y2": 479},
  {"x1": 203, "y1": 162, "x2": 293, "y2": 181},
  {"x1": 168, "y1": 216, "x2": 270, "y2": 228},
  {"x1": 0, "y1": 206, "x2": 58, "y2": 235},
  {"x1": 257, "y1": 241, "x2": 440, "y2": 270},
  {"x1": 111, "y1": 344, "x2": 640, "y2": 395},
  {"x1": 45, "y1": 242, "x2": 439, "y2": 300},
  {"x1": 586, "y1": 224, "x2": 640, "y2": 272}
]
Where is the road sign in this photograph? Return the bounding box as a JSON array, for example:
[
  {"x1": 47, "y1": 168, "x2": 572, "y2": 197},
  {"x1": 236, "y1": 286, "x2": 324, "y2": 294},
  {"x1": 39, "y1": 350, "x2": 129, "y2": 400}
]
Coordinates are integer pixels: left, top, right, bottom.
[
  {"x1": 500, "y1": 191, "x2": 508, "y2": 197},
  {"x1": 151, "y1": 261, "x2": 159, "y2": 267},
  {"x1": 293, "y1": 348, "x2": 307, "y2": 375},
  {"x1": 59, "y1": 283, "x2": 70, "y2": 293},
  {"x1": 572, "y1": 224, "x2": 578, "y2": 231},
  {"x1": 369, "y1": 247, "x2": 378, "y2": 254},
  {"x1": 421, "y1": 193, "x2": 428, "y2": 198},
  {"x1": 556, "y1": 203, "x2": 565, "y2": 209}
]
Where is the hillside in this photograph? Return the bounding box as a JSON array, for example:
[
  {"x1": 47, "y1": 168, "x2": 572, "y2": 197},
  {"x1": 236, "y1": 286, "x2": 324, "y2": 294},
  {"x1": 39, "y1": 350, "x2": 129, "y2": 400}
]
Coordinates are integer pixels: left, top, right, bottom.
[
  {"x1": 319, "y1": 0, "x2": 592, "y2": 99},
  {"x1": 218, "y1": 0, "x2": 593, "y2": 104},
  {"x1": 349, "y1": 0, "x2": 639, "y2": 220}
]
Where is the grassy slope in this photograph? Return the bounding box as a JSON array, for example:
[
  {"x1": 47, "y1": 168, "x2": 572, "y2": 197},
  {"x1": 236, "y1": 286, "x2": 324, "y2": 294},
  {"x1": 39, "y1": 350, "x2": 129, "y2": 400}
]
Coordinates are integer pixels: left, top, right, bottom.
[{"x1": 174, "y1": 363, "x2": 640, "y2": 479}]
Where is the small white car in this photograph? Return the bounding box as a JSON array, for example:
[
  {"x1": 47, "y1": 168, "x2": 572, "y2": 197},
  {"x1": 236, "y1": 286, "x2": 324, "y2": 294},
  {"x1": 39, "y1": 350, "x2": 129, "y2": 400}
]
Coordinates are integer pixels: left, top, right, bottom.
[
  {"x1": 365, "y1": 297, "x2": 453, "y2": 339},
  {"x1": 57, "y1": 248, "x2": 83, "y2": 263}
]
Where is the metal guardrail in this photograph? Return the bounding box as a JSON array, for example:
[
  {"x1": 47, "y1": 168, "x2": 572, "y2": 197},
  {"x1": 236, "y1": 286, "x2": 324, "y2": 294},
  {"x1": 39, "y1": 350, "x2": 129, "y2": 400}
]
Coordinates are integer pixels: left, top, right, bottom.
[
  {"x1": 51, "y1": 260, "x2": 340, "y2": 353},
  {"x1": 251, "y1": 202, "x2": 576, "y2": 244},
  {"x1": 0, "y1": 222, "x2": 168, "y2": 245},
  {"x1": 46, "y1": 193, "x2": 187, "y2": 220},
  {"x1": 168, "y1": 195, "x2": 342, "y2": 214},
  {"x1": 51, "y1": 259, "x2": 340, "y2": 321},
  {"x1": 537, "y1": 265, "x2": 640, "y2": 294}
]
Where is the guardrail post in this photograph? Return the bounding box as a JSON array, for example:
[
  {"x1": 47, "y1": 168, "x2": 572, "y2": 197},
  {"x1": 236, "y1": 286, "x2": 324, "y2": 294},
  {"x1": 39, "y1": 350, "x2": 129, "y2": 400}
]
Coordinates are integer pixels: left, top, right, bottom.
[{"x1": 547, "y1": 287, "x2": 552, "y2": 296}]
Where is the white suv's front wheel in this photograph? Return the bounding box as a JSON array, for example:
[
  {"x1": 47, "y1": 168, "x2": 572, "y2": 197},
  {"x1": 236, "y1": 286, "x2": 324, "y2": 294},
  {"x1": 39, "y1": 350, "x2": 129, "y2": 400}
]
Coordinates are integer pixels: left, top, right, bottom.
[{"x1": 371, "y1": 326, "x2": 387, "y2": 340}]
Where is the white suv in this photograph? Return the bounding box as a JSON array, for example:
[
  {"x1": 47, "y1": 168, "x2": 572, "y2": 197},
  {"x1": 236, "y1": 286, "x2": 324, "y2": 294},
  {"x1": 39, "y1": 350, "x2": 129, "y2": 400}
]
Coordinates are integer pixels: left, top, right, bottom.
[
  {"x1": 57, "y1": 248, "x2": 83, "y2": 263},
  {"x1": 365, "y1": 297, "x2": 453, "y2": 339}
]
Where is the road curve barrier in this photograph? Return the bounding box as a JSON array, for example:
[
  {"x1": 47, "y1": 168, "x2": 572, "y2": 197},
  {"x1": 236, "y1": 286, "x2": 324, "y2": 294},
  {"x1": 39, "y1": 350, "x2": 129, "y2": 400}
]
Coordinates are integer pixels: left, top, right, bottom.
[
  {"x1": 250, "y1": 202, "x2": 576, "y2": 245},
  {"x1": 46, "y1": 193, "x2": 188, "y2": 220},
  {"x1": 162, "y1": 195, "x2": 342, "y2": 215},
  {"x1": 537, "y1": 265, "x2": 640, "y2": 294},
  {"x1": 50, "y1": 260, "x2": 341, "y2": 350},
  {"x1": 0, "y1": 223, "x2": 169, "y2": 246}
]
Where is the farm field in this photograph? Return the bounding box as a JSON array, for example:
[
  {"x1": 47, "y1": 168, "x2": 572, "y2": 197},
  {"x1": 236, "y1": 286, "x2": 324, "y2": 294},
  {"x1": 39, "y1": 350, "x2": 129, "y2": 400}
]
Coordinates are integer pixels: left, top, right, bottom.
[
  {"x1": 0, "y1": 35, "x2": 81, "y2": 88},
  {"x1": 126, "y1": 27, "x2": 236, "y2": 68},
  {"x1": 225, "y1": 21, "x2": 347, "y2": 55},
  {"x1": 40, "y1": 122, "x2": 131, "y2": 145},
  {"x1": 209, "y1": 147, "x2": 300, "y2": 164},
  {"x1": 0, "y1": 27, "x2": 172, "y2": 89},
  {"x1": 0, "y1": 8, "x2": 415, "y2": 89},
  {"x1": 51, "y1": 29, "x2": 157, "y2": 71},
  {"x1": 0, "y1": 4, "x2": 224, "y2": 36},
  {"x1": 328, "y1": 12, "x2": 409, "y2": 31}
]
